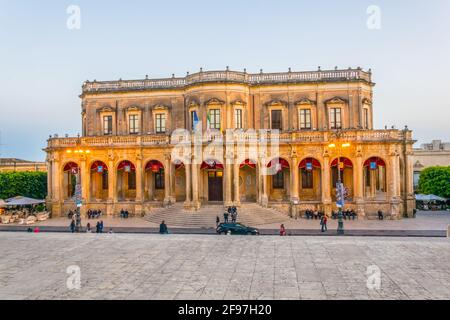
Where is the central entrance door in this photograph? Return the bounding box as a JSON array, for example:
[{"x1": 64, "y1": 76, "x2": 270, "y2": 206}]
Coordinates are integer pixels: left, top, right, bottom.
[{"x1": 208, "y1": 171, "x2": 223, "y2": 201}]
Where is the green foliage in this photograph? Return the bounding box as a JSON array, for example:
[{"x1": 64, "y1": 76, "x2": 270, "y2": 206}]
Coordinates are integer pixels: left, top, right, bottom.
[
  {"x1": 418, "y1": 166, "x2": 450, "y2": 199},
  {"x1": 0, "y1": 171, "x2": 47, "y2": 200}
]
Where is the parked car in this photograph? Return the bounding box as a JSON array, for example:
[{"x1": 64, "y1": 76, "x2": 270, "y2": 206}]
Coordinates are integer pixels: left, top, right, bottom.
[{"x1": 216, "y1": 223, "x2": 259, "y2": 235}]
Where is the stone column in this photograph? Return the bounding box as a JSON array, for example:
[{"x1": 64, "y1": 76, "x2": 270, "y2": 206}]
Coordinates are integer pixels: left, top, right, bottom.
[
  {"x1": 163, "y1": 154, "x2": 171, "y2": 206},
  {"x1": 184, "y1": 162, "x2": 192, "y2": 207},
  {"x1": 233, "y1": 160, "x2": 240, "y2": 206},
  {"x1": 135, "y1": 157, "x2": 143, "y2": 216},
  {"x1": 260, "y1": 157, "x2": 268, "y2": 207},
  {"x1": 108, "y1": 159, "x2": 116, "y2": 216},
  {"x1": 191, "y1": 159, "x2": 200, "y2": 209},
  {"x1": 388, "y1": 151, "x2": 401, "y2": 218},
  {"x1": 321, "y1": 154, "x2": 332, "y2": 215},
  {"x1": 224, "y1": 153, "x2": 233, "y2": 207},
  {"x1": 290, "y1": 156, "x2": 299, "y2": 202},
  {"x1": 353, "y1": 153, "x2": 365, "y2": 218},
  {"x1": 404, "y1": 151, "x2": 415, "y2": 217},
  {"x1": 170, "y1": 162, "x2": 176, "y2": 204},
  {"x1": 51, "y1": 156, "x2": 62, "y2": 216},
  {"x1": 80, "y1": 158, "x2": 90, "y2": 217}
]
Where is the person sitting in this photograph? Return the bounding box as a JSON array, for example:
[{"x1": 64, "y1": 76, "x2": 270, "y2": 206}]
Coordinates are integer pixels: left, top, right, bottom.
[
  {"x1": 313, "y1": 210, "x2": 318, "y2": 220},
  {"x1": 377, "y1": 210, "x2": 384, "y2": 220},
  {"x1": 120, "y1": 209, "x2": 125, "y2": 218},
  {"x1": 97, "y1": 209, "x2": 102, "y2": 218},
  {"x1": 159, "y1": 220, "x2": 169, "y2": 234},
  {"x1": 279, "y1": 224, "x2": 287, "y2": 236}
]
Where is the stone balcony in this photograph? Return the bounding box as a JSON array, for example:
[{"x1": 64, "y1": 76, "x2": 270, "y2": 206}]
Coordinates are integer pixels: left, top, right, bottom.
[
  {"x1": 82, "y1": 68, "x2": 373, "y2": 94},
  {"x1": 46, "y1": 129, "x2": 412, "y2": 149}
]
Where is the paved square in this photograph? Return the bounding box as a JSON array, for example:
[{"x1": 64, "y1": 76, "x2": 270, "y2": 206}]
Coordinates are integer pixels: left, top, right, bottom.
[{"x1": 0, "y1": 233, "x2": 449, "y2": 300}]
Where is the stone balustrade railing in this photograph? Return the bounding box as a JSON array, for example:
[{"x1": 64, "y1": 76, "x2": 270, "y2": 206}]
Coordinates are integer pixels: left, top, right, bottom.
[
  {"x1": 47, "y1": 129, "x2": 411, "y2": 149},
  {"x1": 82, "y1": 68, "x2": 372, "y2": 93}
]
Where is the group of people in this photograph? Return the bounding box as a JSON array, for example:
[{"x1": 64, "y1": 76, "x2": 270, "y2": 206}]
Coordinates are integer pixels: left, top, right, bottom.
[
  {"x1": 304, "y1": 209, "x2": 325, "y2": 220},
  {"x1": 331, "y1": 209, "x2": 357, "y2": 220},
  {"x1": 85, "y1": 221, "x2": 106, "y2": 233},
  {"x1": 87, "y1": 209, "x2": 102, "y2": 219},
  {"x1": 119, "y1": 209, "x2": 130, "y2": 219},
  {"x1": 222, "y1": 206, "x2": 238, "y2": 224}
]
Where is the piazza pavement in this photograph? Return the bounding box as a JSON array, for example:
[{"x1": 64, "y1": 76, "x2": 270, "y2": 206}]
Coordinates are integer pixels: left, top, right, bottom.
[{"x1": 0, "y1": 232, "x2": 449, "y2": 300}]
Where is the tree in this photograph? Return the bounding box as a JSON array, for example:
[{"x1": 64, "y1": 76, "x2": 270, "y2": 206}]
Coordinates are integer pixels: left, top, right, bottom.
[
  {"x1": 0, "y1": 171, "x2": 47, "y2": 200},
  {"x1": 418, "y1": 166, "x2": 450, "y2": 199}
]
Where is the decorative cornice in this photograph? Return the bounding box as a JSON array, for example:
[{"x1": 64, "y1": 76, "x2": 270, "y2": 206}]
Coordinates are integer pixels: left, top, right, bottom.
[
  {"x1": 152, "y1": 104, "x2": 170, "y2": 111},
  {"x1": 125, "y1": 105, "x2": 142, "y2": 112},
  {"x1": 231, "y1": 99, "x2": 247, "y2": 106},
  {"x1": 98, "y1": 105, "x2": 114, "y2": 113},
  {"x1": 362, "y1": 98, "x2": 372, "y2": 106}
]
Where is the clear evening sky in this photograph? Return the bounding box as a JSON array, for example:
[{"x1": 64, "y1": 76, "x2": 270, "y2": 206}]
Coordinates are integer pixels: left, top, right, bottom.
[{"x1": 0, "y1": 0, "x2": 449, "y2": 161}]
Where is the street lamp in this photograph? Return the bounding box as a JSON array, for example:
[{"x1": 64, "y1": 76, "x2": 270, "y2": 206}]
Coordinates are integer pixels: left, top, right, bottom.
[{"x1": 328, "y1": 141, "x2": 350, "y2": 235}]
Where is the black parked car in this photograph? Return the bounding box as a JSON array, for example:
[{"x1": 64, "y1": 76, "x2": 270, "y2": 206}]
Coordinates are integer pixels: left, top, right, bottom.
[{"x1": 216, "y1": 223, "x2": 259, "y2": 235}]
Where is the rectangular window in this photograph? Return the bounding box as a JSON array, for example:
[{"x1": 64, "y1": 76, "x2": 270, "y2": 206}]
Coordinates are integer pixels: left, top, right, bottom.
[
  {"x1": 301, "y1": 169, "x2": 313, "y2": 189},
  {"x1": 209, "y1": 109, "x2": 221, "y2": 130},
  {"x1": 191, "y1": 111, "x2": 196, "y2": 130},
  {"x1": 129, "y1": 114, "x2": 139, "y2": 134},
  {"x1": 299, "y1": 109, "x2": 311, "y2": 130},
  {"x1": 363, "y1": 108, "x2": 369, "y2": 129},
  {"x1": 329, "y1": 108, "x2": 342, "y2": 129},
  {"x1": 103, "y1": 116, "x2": 113, "y2": 135},
  {"x1": 271, "y1": 110, "x2": 282, "y2": 130},
  {"x1": 272, "y1": 170, "x2": 284, "y2": 189},
  {"x1": 155, "y1": 113, "x2": 166, "y2": 133},
  {"x1": 234, "y1": 109, "x2": 243, "y2": 129},
  {"x1": 128, "y1": 171, "x2": 136, "y2": 190},
  {"x1": 155, "y1": 171, "x2": 165, "y2": 189}
]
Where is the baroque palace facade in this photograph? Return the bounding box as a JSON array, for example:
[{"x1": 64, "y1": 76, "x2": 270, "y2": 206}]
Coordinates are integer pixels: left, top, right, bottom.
[{"x1": 45, "y1": 67, "x2": 415, "y2": 219}]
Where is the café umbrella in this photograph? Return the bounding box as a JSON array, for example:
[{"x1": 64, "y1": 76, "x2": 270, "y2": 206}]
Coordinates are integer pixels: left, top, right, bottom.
[{"x1": 5, "y1": 196, "x2": 45, "y2": 206}]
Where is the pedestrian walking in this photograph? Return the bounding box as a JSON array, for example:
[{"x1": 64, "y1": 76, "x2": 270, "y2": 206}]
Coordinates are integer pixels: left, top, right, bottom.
[
  {"x1": 377, "y1": 210, "x2": 384, "y2": 220},
  {"x1": 320, "y1": 216, "x2": 328, "y2": 232},
  {"x1": 70, "y1": 219, "x2": 75, "y2": 233}
]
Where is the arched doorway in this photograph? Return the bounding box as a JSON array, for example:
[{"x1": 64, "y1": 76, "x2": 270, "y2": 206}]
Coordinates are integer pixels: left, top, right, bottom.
[
  {"x1": 63, "y1": 162, "x2": 79, "y2": 200},
  {"x1": 201, "y1": 159, "x2": 223, "y2": 202},
  {"x1": 173, "y1": 160, "x2": 186, "y2": 202},
  {"x1": 299, "y1": 158, "x2": 322, "y2": 201},
  {"x1": 90, "y1": 161, "x2": 108, "y2": 201},
  {"x1": 267, "y1": 157, "x2": 290, "y2": 201},
  {"x1": 330, "y1": 157, "x2": 353, "y2": 200},
  {"x1": 144, "y1": 160, "x2": 165, "y2": 201},
  {"x1": 117, "y1": 160, "x2": 136, "y2": 201},
  {"x1": 363, "y1": 157, "x2": 387, "y2": 200},
  {"x1": 239, "y1": 159, "x2": 257, "y2": 202}
]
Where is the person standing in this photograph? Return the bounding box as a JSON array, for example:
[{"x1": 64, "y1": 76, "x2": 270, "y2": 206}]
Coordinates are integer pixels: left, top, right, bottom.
[
  {"x1": 216, "y1": 216, "x2": 220, "y2": 227},
  {"x1": 280, "y1": 224, "x2": 286, "y2": 236},
  {"x1": 86, "y1": 222, "x2": 92, "y2": 233},
  {"x1": 320, "y1": 216, "x2": 328, "y2": 232},
  {"x1": 99, "y1": 220, "x2": 104, "y2": 233},
  {"x1": 70, "y1": 219, "x2": 75, "y2": 233},
  {"x1": 95, "y1": 221, "x2": 100, "y2": 233},
  {"x1": 224, "y1": 211, "x2": 229, "y2": 223}
]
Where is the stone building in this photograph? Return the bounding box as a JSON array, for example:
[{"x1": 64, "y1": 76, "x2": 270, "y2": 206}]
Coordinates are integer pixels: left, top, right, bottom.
[
  {"x1": 45, "y1": 67, "x2": 415, "y2": 219},
  {"x1": 0, "y1": 158, "x2": 46, "y2": 173},
  {"x1": 412, "y1": 140, "x2": 450, "y2": 189}
]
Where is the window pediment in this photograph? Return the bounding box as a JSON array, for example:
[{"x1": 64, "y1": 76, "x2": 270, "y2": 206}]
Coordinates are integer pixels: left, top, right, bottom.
[
  {"x1": 98, "y1": 105, "x2": 114, "y2": 113},
  {"x1": 205, "y1": 97, "x2": 225, "y2": 105},
  {"x1": 125, "y1": 105, "x2": 142, "y2": 112},
  {"x1": 265, "y1": 99, "x2": 287, "y2": 107},
  {"x1": 231, "y1": 99, "x2": 246, "y2": 106},
  {"x1": 152, "y1": 104, "x2": 170, "y2": 111},
  {"x1": 325, "y1": 97, "x2": 347, "y2": 105},
  {"x1": 295, "y1": 98, "x2": 316, "y2": 106},
  {"x1": 187, "y1": 100, "x2": 200, "y2": 109}
]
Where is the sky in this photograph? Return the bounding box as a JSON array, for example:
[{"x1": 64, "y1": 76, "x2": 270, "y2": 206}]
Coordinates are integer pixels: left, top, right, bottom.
[{"x1": 0, "y1": 0, "x2": 449, "y2": 161}]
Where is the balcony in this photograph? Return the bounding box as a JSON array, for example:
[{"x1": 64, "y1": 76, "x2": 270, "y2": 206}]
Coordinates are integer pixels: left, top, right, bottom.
[
  {"x1": 82, "y1": 68, "x2": 372, "y2": 94},
  {"x1": 46, "y1": 129, "x2": 412, "y2": 150}
]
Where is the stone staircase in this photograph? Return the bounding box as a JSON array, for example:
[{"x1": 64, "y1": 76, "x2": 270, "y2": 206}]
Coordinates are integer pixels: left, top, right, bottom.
[{"x1": 144, "y1": 203, "x2": 289, "y2": 228}]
